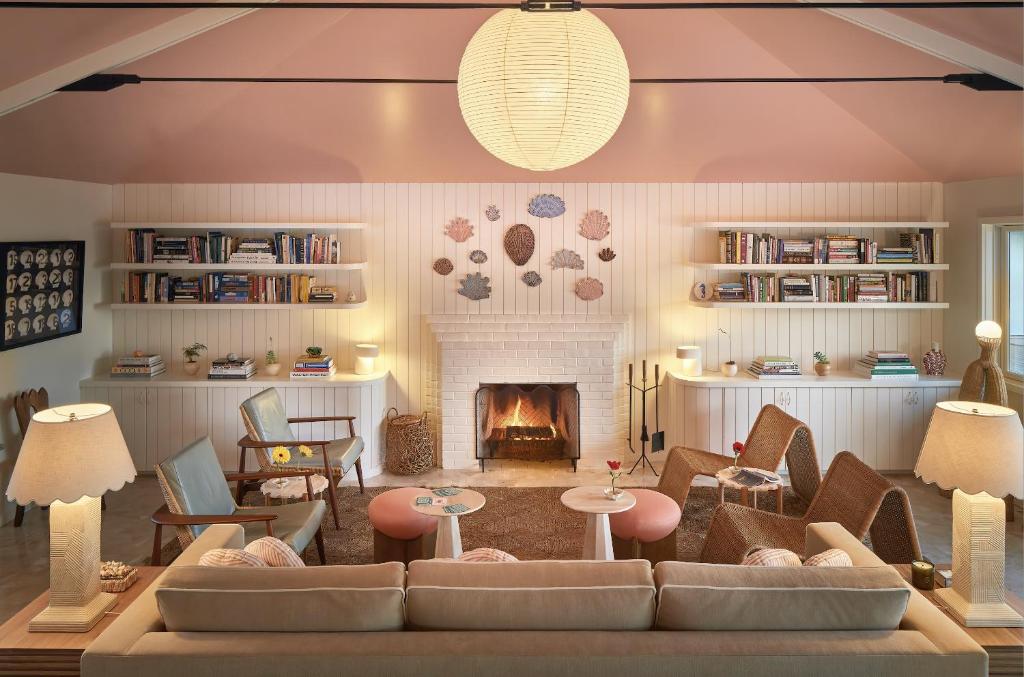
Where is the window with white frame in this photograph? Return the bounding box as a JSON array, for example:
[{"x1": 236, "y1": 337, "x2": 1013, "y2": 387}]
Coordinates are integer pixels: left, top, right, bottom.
[{"x1": 1001, "y1": 225, "x2": 1023, "y2": 381}]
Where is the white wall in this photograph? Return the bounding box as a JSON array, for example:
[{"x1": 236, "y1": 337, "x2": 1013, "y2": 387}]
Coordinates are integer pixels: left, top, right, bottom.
[{"x1": 0, "y1": 173, "x2": 112, "y2": 525}]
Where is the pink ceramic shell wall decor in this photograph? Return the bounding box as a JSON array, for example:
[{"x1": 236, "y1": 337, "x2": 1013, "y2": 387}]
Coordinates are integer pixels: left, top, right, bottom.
[
  {"x1": 579, "y1": 210, "x2": 611, "y2": 241},
  {"x1": 445, "y1": 217, "x2": 474, "y2": 243},
  {"x1": 550, "y1": 249, "x2": 584, "y2": 270},
  {"x1": 575, "y1": 277, "x2": 604, "y2": 301},
  {"x1": 432, "y1": 258, "x2": 454, "y2": 275},
  {"x1": 503, "y1": 224, "x2": 535, "y2": 266}
]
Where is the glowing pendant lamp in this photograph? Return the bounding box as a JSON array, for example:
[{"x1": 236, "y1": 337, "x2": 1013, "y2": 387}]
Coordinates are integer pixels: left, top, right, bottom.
[{"x1": 457, "y1": 9, "x2": 630, "y2": 171}]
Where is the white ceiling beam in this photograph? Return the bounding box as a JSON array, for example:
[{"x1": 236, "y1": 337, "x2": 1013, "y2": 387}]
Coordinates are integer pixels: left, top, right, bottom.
[
  {"x1": 0, "y1": 1, "x2": 275, "y2": 117},
  {"x1": 814, "y1": 2, "x2": 1023, "y2": 86}
]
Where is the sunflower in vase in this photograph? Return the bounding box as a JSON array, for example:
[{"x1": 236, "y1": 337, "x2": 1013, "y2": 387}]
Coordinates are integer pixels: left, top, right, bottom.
[{"x1": 268, "y1": 445, "x2": 315, "y2": 487}]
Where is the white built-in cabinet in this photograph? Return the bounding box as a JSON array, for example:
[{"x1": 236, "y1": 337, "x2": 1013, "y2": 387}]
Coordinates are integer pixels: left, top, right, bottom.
[
  {"x1": 80, "y1": 373, "x2": 389, "y2": 475},
  {"x1": 667, "y1": 372, "x2": 961, "y2": 472}
]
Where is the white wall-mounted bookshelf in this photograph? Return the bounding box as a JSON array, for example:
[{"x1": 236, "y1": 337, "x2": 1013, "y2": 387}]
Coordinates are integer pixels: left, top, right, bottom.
[
  {"x1": 110, "y1": 221, "x2": 367, "y2": 230},
  {"x1": 110, "y1": 301, "x2": 368, "y2": 311},
  {"x1": 693, "y1": 263, "x2": 948, "y2": 272},
  {"x1": 692, "y1": 301, "x2": 949, "y2": 310},
  {"x1": 110, "y1": 262, "x2": 367, "y2": 272},
  {"x1": 689, "y1": 221, "x2": 949, "y2": 230}
]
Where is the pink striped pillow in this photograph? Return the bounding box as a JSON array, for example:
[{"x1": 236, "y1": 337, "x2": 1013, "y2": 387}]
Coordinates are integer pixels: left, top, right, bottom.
[
  {"x1": 741, "y1": 548, "x2": 801, "y2": 567},
  {"x1": 198, "y1": 548, "x2": 267, "y2": 568},
  {"x1": 803, "y1": 548, "x2": 853, "y2": 567},
  {"x1": 245, "y1": 537, "x2": 306, "y2": 567},
  {"x1": 457, "y1": 548, "x2": 519, "y2": 563}
]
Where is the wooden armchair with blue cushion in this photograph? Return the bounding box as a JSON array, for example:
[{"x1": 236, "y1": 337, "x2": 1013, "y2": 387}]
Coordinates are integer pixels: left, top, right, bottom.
[
  {"x1": 151, "y1": 436, "x2": 326, "y2": 565},
  {"x1": 237, "y1": 387, "x2": 365, "y2": 528}
]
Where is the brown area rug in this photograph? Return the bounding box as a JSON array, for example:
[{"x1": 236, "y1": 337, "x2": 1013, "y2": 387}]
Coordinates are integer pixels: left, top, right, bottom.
[{"x1": 156, "y1": 486, "x2": 808, "y2": 565}]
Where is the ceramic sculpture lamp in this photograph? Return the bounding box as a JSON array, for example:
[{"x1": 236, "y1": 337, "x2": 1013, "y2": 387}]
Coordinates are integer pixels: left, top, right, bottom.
[
  {"x1": 5, "y1": 404, "x2": 135, "y2": 632},
  {"x1": 355, "y1": 344, "x2": 380, "y2": 375},
  {"x1": 959, "y1": 320, "x2": 1008, "y2": 406},
  {"x1": 457, "y1": 9, "x2": 630, "y2": 171},
  {"x1": 915, "y1": 401, "x2": 1023, "y2": 627}
]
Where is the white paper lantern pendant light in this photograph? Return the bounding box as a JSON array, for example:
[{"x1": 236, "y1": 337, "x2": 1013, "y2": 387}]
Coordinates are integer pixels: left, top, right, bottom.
[{"x1": 458, "y1": 8, "x2": 630, "y2": 171}]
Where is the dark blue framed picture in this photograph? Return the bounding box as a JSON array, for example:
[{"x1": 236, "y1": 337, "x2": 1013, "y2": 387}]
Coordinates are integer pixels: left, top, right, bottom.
[{"x1": 1, "y1": 241, "x2": 85, "y2": 351}]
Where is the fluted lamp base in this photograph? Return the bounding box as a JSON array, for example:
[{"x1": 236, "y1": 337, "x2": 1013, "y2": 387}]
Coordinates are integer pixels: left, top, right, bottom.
[
  {"x1": 937, "y1": 489, "x2": 1024, "y2": 628},
  {"x1": 30, "y1": 495, "x2": 116, "y2": 633}
]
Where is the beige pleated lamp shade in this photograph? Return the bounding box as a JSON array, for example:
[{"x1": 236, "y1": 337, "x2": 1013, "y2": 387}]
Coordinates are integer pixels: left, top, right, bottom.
[
  {"x1": 355, "y1": 344, "x2": 380, "y2": 359},
  {"x1": 457, "y1": 9, "x2": 630, "y2": 171},
  {"x1": 915, "y1": 401, "x2": 1024, "y2": 498},
  {"x1": 5, "y1": 404, "x2": 135, "y2": 506}
]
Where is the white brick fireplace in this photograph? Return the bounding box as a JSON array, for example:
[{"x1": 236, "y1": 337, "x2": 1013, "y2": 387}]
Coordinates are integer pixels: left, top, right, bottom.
[{"x1": 427, "y1": 315, "x2": 629, "y2": 470}]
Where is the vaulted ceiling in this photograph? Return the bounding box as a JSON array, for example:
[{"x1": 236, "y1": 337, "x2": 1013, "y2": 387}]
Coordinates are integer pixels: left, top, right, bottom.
[{"x1": 0, "y1": 1, "x2": 1020, "y2": 183}]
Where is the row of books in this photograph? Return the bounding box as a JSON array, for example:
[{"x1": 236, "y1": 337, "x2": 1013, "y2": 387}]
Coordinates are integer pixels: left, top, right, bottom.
[
  {"x1": 123, "y1": 230, "x2": 341, "y2": 265},
  {"x1": 120, "y1": 273, "x2": 336, "y2": 304},
  {"x1": 717, "y1": 230, "x2": 938, "y2": 265},
  {"x1": 110, "y1": 353, "x2": 165, "y2": 377},
  {"x1": 291, "y1": 354, "x2": 337, "y2": 379},
  {"x1": 713, "y1": 272, "x2": 935, "y2": 303},
  {"x1": 747, "y1": 355, "x2": 801, "y2": 379},
  {"x1": 853, "y1": 350, "x2": 919, "y2": 380}
]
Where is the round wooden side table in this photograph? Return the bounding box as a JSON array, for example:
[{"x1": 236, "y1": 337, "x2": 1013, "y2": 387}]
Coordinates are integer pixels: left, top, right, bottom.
[
  {"x1": 714, "y1": 467, "x2": 784, "y2": 513},
  {"x1": 260, "y1": 474, "x2": 329, "y2": 505},
  {"x1": 560, "y1": 486, "x2": 637, "y2": 561},
  {"x1": 410, "y1": 488, "x2": 486, "y2": 559}
]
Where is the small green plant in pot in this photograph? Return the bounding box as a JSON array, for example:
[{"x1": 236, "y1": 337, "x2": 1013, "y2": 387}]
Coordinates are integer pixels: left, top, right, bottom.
[
  {"x1": 264, "y1": 337, "x2": 281, "y2": 376},
  {"x1": 182, "y1": 342, "x2": 207, "y2": 376},
  {"x1": 813, "y1": 351, "x2": 831, "y2": 376},
  {"x1": 305, "y1": 346, "x2": 323, "y2": 358}
]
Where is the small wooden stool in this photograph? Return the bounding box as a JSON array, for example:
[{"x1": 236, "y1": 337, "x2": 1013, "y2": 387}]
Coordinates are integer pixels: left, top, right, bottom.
[
  {"x1": 368, "y1": 487, "x2": 438, "y2": 564},
  {"x1": 609, "y1": 488, "x2": 681, "y2": 565}
]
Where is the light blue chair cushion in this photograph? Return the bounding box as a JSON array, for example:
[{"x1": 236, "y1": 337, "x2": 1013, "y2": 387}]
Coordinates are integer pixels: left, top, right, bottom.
[
  {"x1": 240, "y1": 388, "x2": 296, "y2": 445},
  {"x1": 235, "y1": 500, "x2": 327, "y2": 552},
  {"x1": 291, "y1": 437, "x2": 365, "y2": 474},
  {"x1": 156, "y1": 437, "x2": 237, "y2": 540}
]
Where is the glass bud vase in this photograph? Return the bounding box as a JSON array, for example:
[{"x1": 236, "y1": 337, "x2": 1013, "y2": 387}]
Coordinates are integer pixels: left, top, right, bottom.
[{"x1": 923, "y1": 342, "x2": 946, "y2": 376}]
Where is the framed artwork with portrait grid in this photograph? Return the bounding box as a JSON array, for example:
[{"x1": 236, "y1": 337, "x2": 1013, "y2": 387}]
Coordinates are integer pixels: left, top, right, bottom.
[{"x1": 1, "y1": 241, "x2": 85, "y2": 351}]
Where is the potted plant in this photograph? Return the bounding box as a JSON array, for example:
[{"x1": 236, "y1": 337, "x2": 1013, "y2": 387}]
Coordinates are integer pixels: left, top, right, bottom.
[
  {"x1": 182, "y1": 342, "x2": 207, "y2": 375},
  {"x1": 306, "y1": 346, "x2": 323, "y2": 358},
  {"x1": 813, "y1": 351, "x2": 831, "y2": 376},
  {"x1": 264, "y1": 337, "x2": 281, "y2": 376},
  {"x1": 720, "y1": 360, "x2": 738, "y2": 377}
]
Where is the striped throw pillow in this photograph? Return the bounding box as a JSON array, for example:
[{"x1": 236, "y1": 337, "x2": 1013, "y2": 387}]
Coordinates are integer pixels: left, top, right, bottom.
[
  {"x1": 245, "y1": 537, "x2": 306, "y2": 567},
  {"x1": 457, "y1": 548, "x2": 519, "y2": 563},
  {"x1": 803, "y1": 548, "x2": 853, "y2": 567},
  {"x1": 741, "y1": 548, "x2": 801, "y2": 567},
  {"x1": 198, "y1": 548, "x2": 268, "y2": 568}
]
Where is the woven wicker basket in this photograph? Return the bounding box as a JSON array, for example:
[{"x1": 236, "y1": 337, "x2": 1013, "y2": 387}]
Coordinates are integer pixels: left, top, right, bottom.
[{"x1": 385, "y1": 407, "x2": 434, "y2": 475}]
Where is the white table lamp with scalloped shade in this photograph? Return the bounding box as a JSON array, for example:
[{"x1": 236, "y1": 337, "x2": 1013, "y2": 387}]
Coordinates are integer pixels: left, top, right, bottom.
[
  {"x1": 5, "y1": 404, "x2": 135, "y2": 632},
  {"x1": 915, "y1": 401, "x2": 1023, "y2": 627}
]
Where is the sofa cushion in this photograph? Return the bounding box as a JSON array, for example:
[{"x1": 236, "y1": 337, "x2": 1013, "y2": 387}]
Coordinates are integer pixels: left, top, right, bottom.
[
  {"x1": 741, "y1": 547, "x2": 801, "y2": 567},
  {"x1": 406, "y1": 559, "x2": 655, "y2": 631},
  {"x1": 653, "y1": 562, "x2": 910, "y2": 631},
  {"x1": 244, "y1": 537, "x2": 305, "y2": 567},
  {"x1": 156, "y1": 563, "x2": 405, "y2": 632}
]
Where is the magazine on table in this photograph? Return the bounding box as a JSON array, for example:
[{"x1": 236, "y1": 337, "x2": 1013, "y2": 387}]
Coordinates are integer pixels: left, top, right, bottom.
[{"x1": 723, "y1": 467, "x2": 781, "y2": 488}]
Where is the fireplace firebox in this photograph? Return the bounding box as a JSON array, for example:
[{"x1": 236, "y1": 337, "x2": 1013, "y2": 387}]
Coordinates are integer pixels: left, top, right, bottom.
[{"x1": 474, "y1": 383, "x2": 580, "y2": 471}]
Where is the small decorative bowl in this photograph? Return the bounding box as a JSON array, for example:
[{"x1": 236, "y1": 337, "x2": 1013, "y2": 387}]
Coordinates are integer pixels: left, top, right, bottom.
[
  {"x1": 100, "y1": 561, "x2": 138, "y2": 593},
  {"x1": 604, "y1": 487, "x2": 625, "y2": 501}
]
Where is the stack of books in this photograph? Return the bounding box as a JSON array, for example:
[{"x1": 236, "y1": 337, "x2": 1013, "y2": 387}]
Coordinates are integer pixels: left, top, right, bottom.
[
  {"x1": 111, "y1": 353, "x2": 165, "y2": 378},
  {"x1": 779, "y1": 239, "x2": 815, "y2": 264},
  {"x1": 855, "y1": 273, "x2": 889, "y2": 302},
  {"x1": 308, "y1": 285, "x2": 338, "y2": 303},
  {"x1": 273, "y1": 233, "x2": 340, "y2": 264},
  {"x1": 153, "y1": 237, "x2": 191, "y2": 263},
  {"x1": 824, "y1": 235, "x2": 871, "y2": 264},
  {"x1": 207, "y1": 273, "x2": 251, "y2": 303},
  {"x1": 747, "y1": 356, "x2": 801, "y2": 379},
  {"x1": 291, "y1": 354, "x2": 336, "y2": 379},
  {"x1": 124, "y1": 228, "x2": 157, "y2": 263},
  {"x1": 228, "y1": 238, "x2": 277, "y2": 264},
  {"x1": 876, "y1": 246, "x2": 915, "y2": 264},
  {"x1": 713, "y1": 282, "x2": 746, "y2": 301},
  {"x1": 779, "y1": 276, "x2": 815, "y2": 302},
  {"x1": 899, "y1": 229, "x2": 937, "y2": 263},
  {"x1": 854, "y1": 350, "x2": 919, "y2": 380},
  {"x1": 208, "y1": 356, "x2": 255, "y2": 380},
  {"x1": 172, "y1": 278, "x2": 202, "y2": 303}
]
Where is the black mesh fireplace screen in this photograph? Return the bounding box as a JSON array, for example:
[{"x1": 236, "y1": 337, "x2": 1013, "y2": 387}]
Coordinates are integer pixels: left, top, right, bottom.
[{"x1": 474, "y1": 383, "x2": 580, "y2": 470}]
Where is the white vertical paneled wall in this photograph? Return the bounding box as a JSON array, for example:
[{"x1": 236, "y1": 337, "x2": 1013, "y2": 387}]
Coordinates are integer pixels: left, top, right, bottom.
[{"x1": 110, "y1": 182, "x2": 944, "y2": 458}]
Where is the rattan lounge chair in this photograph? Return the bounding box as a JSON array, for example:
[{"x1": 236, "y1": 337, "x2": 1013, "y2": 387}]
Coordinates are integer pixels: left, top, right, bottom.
[
  {"x1": 699, "y1": 450, "x2": 922, "y2": 565},
  {"x1": 657, "y1": 404, "x2": 821, "y2": 511}
]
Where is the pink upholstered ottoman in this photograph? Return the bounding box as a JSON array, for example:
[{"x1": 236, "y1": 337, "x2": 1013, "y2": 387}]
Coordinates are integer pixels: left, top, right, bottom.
[
  {"x1": 368, "y1": 487, "x2": 438, "y2": 564},
  {"x1": 609, "y1": 488, "x2": 681, "y2": 564}
]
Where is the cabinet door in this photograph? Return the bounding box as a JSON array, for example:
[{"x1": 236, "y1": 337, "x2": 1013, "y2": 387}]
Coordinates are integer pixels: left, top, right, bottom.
[{"x1": 774, "y1": 387, "x2": 796, "y2": 416}]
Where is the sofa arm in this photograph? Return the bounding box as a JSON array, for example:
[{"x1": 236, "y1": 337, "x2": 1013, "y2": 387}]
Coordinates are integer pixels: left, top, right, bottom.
[
  {"x1": 172, "y1": 524, "x2": 245, "y2": 566},
  {"x1": 805, "y1": 522, "x2": 885, "y2": 565}
]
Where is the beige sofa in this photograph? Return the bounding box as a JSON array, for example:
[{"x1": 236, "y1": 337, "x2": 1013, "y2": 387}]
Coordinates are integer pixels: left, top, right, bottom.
[{"x1": 82, "y1": 522, "x2": 986, "y2": 677}]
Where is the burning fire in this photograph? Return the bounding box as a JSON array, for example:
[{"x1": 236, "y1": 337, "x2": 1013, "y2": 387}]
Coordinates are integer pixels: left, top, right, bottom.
[{"x1": 501, "y1": 397, "x2": 557, "y2": 439}]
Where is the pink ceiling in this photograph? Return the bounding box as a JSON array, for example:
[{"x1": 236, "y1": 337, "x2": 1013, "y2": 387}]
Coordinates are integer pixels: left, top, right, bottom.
[{"x1": 0, "y1": 3, "x2": 1019, "y2": 183}]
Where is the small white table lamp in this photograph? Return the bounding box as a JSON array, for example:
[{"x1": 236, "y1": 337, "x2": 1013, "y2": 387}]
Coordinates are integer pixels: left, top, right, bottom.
[
  {"x1": 676, "y1": 346, "x2": 702, "y2": 377},
  {"x1": 354, "y1": 343, "x2": 380, "y2": 375},
  {"x1": 915, "y1": 401, "x2": 1023, "y2": 627},
  {"x1": 5, "y1": 404, "x2": 135, "y2": 632}
]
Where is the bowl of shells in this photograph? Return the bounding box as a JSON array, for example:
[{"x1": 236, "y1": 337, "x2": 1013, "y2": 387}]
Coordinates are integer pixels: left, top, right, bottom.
[{"x1": 100, "y1": 561, "x2": 139, "y2": 593}]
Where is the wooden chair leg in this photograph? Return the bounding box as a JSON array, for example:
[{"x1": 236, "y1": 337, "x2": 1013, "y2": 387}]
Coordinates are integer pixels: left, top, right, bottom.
[
  {"x1": 151, "y1": 524, "x2": 163, "y2": 566},
  {"x1": 236, "y1": 445, "x2": 248, "y2": 503},
  {"x1": 776, "y1": 487, "x2": 784, "y2": 514},
  {"x1": 323, "y1": 457, "x2": 341, "y2": 529},
  {"x1": 355, "y1": 458, "x2": 365, "y2": 494},
  {"x1": 13, "y1": 505, "x2": 25, "y2": 527},
  {"x1": 314, "y1": 527, "x2": 326, "y2": 565}
]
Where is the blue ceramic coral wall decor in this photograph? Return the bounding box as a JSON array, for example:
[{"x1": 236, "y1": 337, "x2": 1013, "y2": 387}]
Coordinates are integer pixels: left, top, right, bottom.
[{"x1": 528, "y1": 194, "x2": 566, "y2": 218}]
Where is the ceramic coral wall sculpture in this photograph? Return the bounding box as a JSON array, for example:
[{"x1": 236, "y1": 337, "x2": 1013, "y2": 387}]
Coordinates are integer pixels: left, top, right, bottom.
[
  {"x1": 485, "y1": 204, "x2": 501, "y2": 222},
  {"x1": 575, "y1": 277, "x2": 604, "y2": 301},
  {"x1": 503, "y1": 224, "x2": 535, "y2": 266},
  {"x1": 579, "y1": 209, "x2": 611, "y2": 241},
  {"x1": 598, "y1": 247, "x2": 616, "y2": 262},
  {"x1": 432, "y1": 258, "x2": 454, "y2": 275},
  {"x1": 528, "y1": 194, "x2": 566, "y2": 218},
  {"x1": 469, "y1": 250, "x2": 488, "y2": 264},
  {"x1": 458, "y1": 273, "x2": 491, "y2": 300},
  {"x1": 445, "y1": 217, "x2": 474, "y2": 243},
  {"x1": 521, "y1": 271, "x2": 542, "y2": 287},
  {"x1": 550, "y1": 249, "x2": 584, "y2": 270}
]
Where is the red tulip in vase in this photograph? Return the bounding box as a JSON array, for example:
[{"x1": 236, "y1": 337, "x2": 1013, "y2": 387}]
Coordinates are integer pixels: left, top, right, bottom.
[
  {"x1": 605, "y1": 459, "x2": 624, "y2": 500},
  {"x1": 732, "y1": 441, "x2": 745, "y2": 470}
]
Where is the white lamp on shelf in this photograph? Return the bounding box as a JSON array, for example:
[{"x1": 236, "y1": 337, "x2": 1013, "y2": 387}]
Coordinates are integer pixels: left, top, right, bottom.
[
  {"x1": 915, "y1": 400, "x2": 1023, "y2": 627},
  {"x1": 676, "y1": 346, "x2": 703, "y2": 377},
  {"x1": 354, "y1": 344, "x2": 380, "y2": 375},
  {"x1": 5, "y1": 404, "x2": 135, "y2": 632}
]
